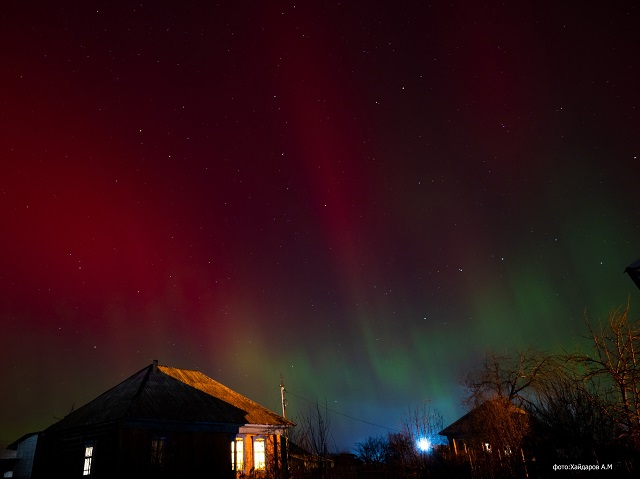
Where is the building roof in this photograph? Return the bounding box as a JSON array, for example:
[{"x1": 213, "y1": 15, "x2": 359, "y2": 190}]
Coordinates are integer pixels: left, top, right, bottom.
[
  {"x1": 624, "y1": 258, "x2": 640, "y2": 291},
  {"x1": 45, "y1": 361, "x2": 293, "y2": 432},
  {"x1": 439, "y1": 400, "x2": 527, "y2": 440},
  {"x1": 6, "y1": 432, "x2": 39, "y2": 451},
  {"x1": 439, "y1": 406, "x2": 484, "y2": 440}
]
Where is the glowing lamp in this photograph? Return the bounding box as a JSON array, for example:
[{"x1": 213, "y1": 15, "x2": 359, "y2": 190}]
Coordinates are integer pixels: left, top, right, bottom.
[{"x1": 416, "y1": 437, "x2": 431, "y2": 452}]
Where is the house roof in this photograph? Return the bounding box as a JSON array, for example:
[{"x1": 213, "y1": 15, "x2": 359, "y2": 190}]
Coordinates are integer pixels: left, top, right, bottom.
[
  {"x1": 439, "y1": 400, "x2": 527, "y2": 440},
  {"x1": 45, "y1": 361, "x2": 293, "y2": 432},
  {"x1": 439, "y1": 406, "x2": 482, "y2": 439},
  {"x1": 624, "y1": 258, "x2": 640, "y2": 291},
  {"x1": 7, "y1": 432, "x2": 39, "y2": 450}
]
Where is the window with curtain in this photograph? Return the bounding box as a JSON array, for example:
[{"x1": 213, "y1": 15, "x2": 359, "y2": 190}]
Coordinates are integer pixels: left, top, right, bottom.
[
  {"x1": 254, "y1": 437, "x2": 265, "y2": 470},
  {"x1": 231, "y1": 437, "x2": 244, "y2": 471}
]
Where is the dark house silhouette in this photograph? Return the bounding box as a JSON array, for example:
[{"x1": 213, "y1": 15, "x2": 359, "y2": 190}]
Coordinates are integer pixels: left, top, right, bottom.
[
  {"x1": 439, "y1": 400, "x2": 529, "y2": 456},
  {"x1": 624, "y1": 259, "x2": 640, "y2": 292},
  {"x1": 23, "y1": 361, "x2": 292, "y2": 479}
]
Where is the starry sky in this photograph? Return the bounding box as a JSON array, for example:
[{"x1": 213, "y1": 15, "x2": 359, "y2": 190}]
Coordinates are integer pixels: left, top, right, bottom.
[{"x1": 1, "y1": 1, "x2": 639, "y2": 451}]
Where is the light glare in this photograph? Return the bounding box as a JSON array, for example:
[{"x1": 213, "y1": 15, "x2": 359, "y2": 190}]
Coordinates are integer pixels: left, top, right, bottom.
[{"x1": 417, "y1": 437, "x2": 431, "y2": 452}]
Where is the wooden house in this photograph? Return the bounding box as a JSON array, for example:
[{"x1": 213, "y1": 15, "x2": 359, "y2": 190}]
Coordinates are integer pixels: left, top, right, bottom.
[
  {"x1": 28, "y1": 360, "x2": 292, "y2": 478},
  {"x1": 439, "y1": 400, "x2": 529, "y2": 457}
]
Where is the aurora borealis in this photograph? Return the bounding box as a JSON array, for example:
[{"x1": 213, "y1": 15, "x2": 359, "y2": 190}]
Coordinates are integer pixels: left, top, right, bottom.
[{"x1": 1, "y1": 1, "x2": 639, "y2": 451}]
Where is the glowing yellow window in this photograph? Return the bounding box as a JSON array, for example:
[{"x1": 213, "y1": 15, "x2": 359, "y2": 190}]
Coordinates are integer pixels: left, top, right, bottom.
[
  {"x1": 231, "y1": 437, "x2": 244, "y2": 471},
  {"x1": 254, "y1": 437, "x2": 266, "y2": 470}
]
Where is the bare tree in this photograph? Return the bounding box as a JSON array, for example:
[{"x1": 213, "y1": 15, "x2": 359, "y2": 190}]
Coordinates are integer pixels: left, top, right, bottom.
[
  {"x1": 527, "y1": 357, "x2": 614, "y2": 464},
  {"x1": 354, "y1": 435, "x2": 387, "y2": 464},
  {"x1": 461, "y1": 349, "x2": 555, "y2": 478},
  {"x1": 401, "y1": 400, "x2": 445, "y2": 452},
  {"x1": 464, "y1": 349, "x2": 554, "y2": 408},
  {"x1": 386, "y1": 431, "x2": 416, "y2": 476},
  {"x1": 574, "y1": 301, "x2": 640, "y2": 452},
  {"x1": 385, "y1": 401, "x2": 446, "y2": 477},
  {"x1": 289, "y1": 399, "x2": 334, "y2": 478}
]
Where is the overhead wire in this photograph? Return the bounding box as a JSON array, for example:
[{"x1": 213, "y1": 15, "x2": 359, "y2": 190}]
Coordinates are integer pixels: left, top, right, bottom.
[{"x1": 286, "y1": 389, "x2": 400, "y2": 433}]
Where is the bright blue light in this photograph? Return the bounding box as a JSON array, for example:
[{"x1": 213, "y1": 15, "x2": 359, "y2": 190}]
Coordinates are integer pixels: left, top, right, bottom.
[{"x1": 416, "y1": 437, "x2": 431, "y2": 452}]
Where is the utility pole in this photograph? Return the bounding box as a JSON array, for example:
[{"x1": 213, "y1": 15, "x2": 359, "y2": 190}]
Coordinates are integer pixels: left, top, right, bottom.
[
  {"x1": 280, "y1": 373, "x2": 290, "y2": 479},
  {"x1": 280, "y1": 373, "x2": 287, "y2": 419}
]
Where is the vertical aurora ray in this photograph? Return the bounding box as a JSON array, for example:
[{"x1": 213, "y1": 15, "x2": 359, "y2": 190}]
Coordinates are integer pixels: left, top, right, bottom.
[{"x1": 1, "y1": 1, "x2": 639, "y2": 453}]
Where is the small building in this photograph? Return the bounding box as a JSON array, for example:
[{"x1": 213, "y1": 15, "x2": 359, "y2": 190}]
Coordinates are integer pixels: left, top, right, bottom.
[
  {"x1": 21, "y1": 360, "x2": 292, "y2": 478},
  {"x1": 5, "y1": 433, "x2": 40, "y2": 479},
  {"x1": 439, "y1": 400, "x2": 534, "y2": 478},
  {"x1": 1, "y1": 441, "x2": 20, "y2": 478},
  {"x1": 439, "y1": 400, "x2": 529, "y2": 456},
  {"x1": 287, "y1": 441, "x2": 334, "y2": 476},
  {"x1": 439, "y1": 405, "x2": 485, "y2": 456}
]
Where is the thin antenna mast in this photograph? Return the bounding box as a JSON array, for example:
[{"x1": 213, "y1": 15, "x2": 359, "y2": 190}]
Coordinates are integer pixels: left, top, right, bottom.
[
  {"x1": 280, "y1": 373, "x2": 290, "y2": 479},
  {"x1": 280, "y1": 373, "x2": 287, "y2": 419}
]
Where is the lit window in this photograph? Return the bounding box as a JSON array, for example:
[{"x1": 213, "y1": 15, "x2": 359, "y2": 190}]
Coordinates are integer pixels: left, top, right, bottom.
[
  {"x1": 231, "y1": 437, "x2": 244, "y2": 471},
  {"x1": 254, "y1": 437, "x2": 266, "y2": 470},
  {"x1": 151, "y1": 437, "x2": 166, "y2": 467},
  {"x1": 83, "y1": 444, "x2": 94, "y2": 476}
]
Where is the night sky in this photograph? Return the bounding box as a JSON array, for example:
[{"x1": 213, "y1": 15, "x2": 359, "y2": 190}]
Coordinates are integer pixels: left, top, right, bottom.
[{"x1": 1, "y1": 1, "x2": 639, "y2": 451}]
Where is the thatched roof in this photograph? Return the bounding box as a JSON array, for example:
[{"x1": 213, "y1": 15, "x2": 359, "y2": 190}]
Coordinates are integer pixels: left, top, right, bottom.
[{"x1": 46, "y1": 362, "x2": 292, "y2": 432}]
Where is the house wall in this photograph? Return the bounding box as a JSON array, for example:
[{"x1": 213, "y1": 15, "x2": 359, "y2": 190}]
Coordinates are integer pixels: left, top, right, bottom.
[
  {"x1": 118, "y1": 427, "x2": 235, "y2": 479},
  {"x1": 10, "y1": 434, "x2": 39, "y2": 479},
  {"x1": 234, "y1": 433, "x2": 283, "y2": 477},
  {"x1": 33, "y1": 424, "x2": 236, "y2": 479},
  {"x1": 32, "y1": 422, "x2": 119, "y2": 479}
]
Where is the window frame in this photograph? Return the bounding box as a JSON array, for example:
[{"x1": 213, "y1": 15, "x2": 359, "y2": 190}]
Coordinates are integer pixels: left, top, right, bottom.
[
  {"x1": 231, "y1": 436, "x2": 244, "y2": 472},
  {"x1": 253, "y1": 436, "x2": 266, "y2": 470},
  {"x1": 150, "y1": 435, "x2": 167, "y2": 468},
  {"x1": 82, "y1": 442, "x2": 95, "y2": 476}
]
